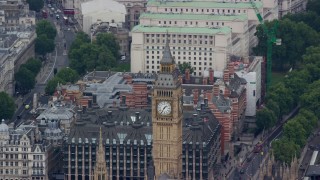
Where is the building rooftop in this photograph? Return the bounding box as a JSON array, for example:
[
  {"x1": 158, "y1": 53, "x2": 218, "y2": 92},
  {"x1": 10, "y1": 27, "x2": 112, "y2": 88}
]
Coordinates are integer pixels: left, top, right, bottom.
[
  {"x1": 36, "y1": 105, "x2": 75, "y2": 121},
  {"x1": 140, "y1": 13, "x2": 248, "y2": 21},
  {"x1": 132, "y1": 25, "x2": 231, "y2": 34},
  {"x1": 147, "y1": 0, "x2": 263, "y2": 9},
  {"x1": 81, "y1": 0, "x2": 126, "y2": 15}
]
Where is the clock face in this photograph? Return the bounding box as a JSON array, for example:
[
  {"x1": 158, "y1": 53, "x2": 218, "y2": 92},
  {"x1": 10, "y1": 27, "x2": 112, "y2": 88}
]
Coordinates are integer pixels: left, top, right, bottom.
[{"x1": 157, "y1": 101, "x2": 172, "y2": 116}]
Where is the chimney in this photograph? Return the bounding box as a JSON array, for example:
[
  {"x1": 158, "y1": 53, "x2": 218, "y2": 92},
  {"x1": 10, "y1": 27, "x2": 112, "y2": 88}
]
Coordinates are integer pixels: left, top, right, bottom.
[
  {"x1": 135, "y1": 112, "x2": 140, "y2": 121},
  {"x1": 82, "y1": 106, "x2": 87, "y2": 114},
  {"x1": 205, "y1": 90, "x2": 213, "y2": 103},
  {"x1": 121, "y1": 95, "x2": 126, "y2": 106},
  {"x1": 228, "y1": 62, "x2": 235, "y2": 78},
  {"x1": 223, "y1": 69, "x2": 230, "y2": 85},
  {"x1": 193, "y1": 89, "x2": 199, "y2": 105},
  {"x1": 185, "y1": 69, "x2": 190, "y2": 82},
  {"x1": 92, "y1": 94, "x2": 97, "y2": 104},
  {"x1": 108, "y1": 111, "x2": 112, "y2": 116},
  {"x1": 213, "y1": 84, "x2": 219, "y2": 96},
  {"x1": 209, "y1": 68, "x2": 214, "y2": 84},
  {"x1": 200, "y1": 103, "x2": 205, "y2": 111},
  {"x1": 88, "y1": 100, "x2": 92, "y2": 108},
  {"x1": 202, "y1": 77, "x2": 207, "y2": 85},
  {"x1": 113, "y1": 101, "x2": 117, "y2": 107},
  {"x1": 204, "y1": 98, "x2": 208, "y2": 108}
]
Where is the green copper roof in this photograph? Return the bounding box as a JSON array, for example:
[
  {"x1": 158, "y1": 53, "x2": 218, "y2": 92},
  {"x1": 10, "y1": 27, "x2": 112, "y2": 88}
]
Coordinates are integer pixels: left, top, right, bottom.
[
  {"x1": 140, "y1": 13, "x2": 248, "y2": 21},
  {"x1": 147, "y1": 0, "x2": 263, "y2": 9},
  {"x1": 131, "y1": 25, "x2": 231, "y2": 34}
]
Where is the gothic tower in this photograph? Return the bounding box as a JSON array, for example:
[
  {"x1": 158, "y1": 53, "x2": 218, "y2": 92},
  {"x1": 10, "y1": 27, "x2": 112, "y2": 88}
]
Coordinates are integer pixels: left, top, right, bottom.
[
  {"x1": 152, "y1": 34, "x2": 183, "y2": 179},
  {"x1": 94, "y1": 127, "x2": 109, "y2": 180}
]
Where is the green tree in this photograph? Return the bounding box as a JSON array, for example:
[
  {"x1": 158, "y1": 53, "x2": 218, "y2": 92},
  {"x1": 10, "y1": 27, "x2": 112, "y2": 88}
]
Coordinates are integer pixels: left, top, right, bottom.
[
  {"x1": 96, "y1": 33, "x2": 120, "y2": 58},
  {"x1": 0, "y1": 92, "x2": 15, "y2": 120},
  {"x1": 36, "y1": 20, "x2": 57, "y2": 40},
  {"x1": 272, "y1": 138, "x2": 300, "y2": 164},
  {"x1": 268, "y1": 83, "x2": 294, "y2": 115},
  {"x1": 307, "y1": 0, "x2": 320, "y2": 15},
  {"x1": 45, "y1": 77, "x2": 66, "y2": 95},
  {"x1": 256, "y1": 108, "x2": 276, "y2": 131},
  {"x1": 300, "y1": 80, "x2": 320, "y2": 118},
  {"x1": 15, "y1": 67, "x2": 36, "y2": 93},
  {"x1": 56, "y1": 68, "x2": 79, "y2": 83},
  {"x1": 283, "y1": 120, "x2": 307, "y2": 147},
  {"x1": 35, "y1": 34, "x2": 55, "y2": 57},
  {"x1": 69, "y1": 32, "x2": 90, "y2": 52},
  {"x1": 283, "y1": 70, "x2": 310, "y2": 100},
  {"x1": 266, "y1": 99, "x2": 280, "y2": 119},
  {"x1": 26, "y1": 0, "x2": 43, "y2": 12},
  {"x1": 178, "y1": 62, "x2": 195, "y2": 74},
  {"x1": 21, "y1": 58, "x2": 42, "y2": 76},
  {"x1": 284, "y1": 11, "x2": 320, "y2": 32},
  {"x1": 253, "y1": 19, "x2": 320, "y2": 71}
]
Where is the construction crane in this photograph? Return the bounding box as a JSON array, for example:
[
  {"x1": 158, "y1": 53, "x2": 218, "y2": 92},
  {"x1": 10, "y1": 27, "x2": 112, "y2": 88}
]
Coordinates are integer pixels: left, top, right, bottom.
[{"x1": 250, "y1": 1, "x2": 281, "y2": 92}]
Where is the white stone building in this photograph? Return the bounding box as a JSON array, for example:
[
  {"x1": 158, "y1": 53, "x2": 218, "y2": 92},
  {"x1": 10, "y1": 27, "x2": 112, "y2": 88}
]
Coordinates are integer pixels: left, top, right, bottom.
[
  {"x1": 0, "y1": 31, "x2": 36, "y2": 96},
  {"x1": 0, "y1": 120, "x2": 51, "y2": 179},
  {"x1": 78, "y1": 0, "x2": 126, "y2": 34},
  {"x1": 235, "y1": 56, "x2": 262, "y2": 116},
  {"x1": 131, "y1": 0, "x2": 277, "y2": 76},
  {"x1": 278, "y1": 0, "x2": 307, "y2": 17}
]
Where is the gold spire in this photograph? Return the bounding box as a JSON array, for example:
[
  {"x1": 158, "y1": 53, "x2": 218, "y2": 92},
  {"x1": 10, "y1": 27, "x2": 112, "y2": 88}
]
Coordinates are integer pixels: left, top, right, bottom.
[{"x1": 94, "y1": 127, "x2": 108, "y2": 180}]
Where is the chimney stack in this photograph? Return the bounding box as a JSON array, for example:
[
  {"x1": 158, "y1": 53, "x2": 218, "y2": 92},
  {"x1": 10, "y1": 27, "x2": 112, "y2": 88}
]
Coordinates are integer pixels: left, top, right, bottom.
[
  {"x1": 209, "y1": 68, "x2": 214, "y2": 84},
  {"x1": 228, "y1": 62, "x2": 235, "y2": 78},
  {"x1": 92, "y1": 94, "x2": 97, "y2": 104},
  {"x1": 82, "y1": 106, "x2": 87, "y2": 114},
  {"x1": 121, "y1": 95, "x2": 126, "y2": 106},
  {"x1": 213, "y1": 84, "x2": 220, "y2": 96},
  {"x1": 135, "y1": 112, "x2": 140, "y2": 121},
  {"x1": 204, "y1": 98, "x2": 208, "y2": 108},
  {"x1": 200, "y1": 103, "x2": 205, "y2": 111},
  {"x1": 185, "y1": 69, "x2": 191, "y2": 82},
  {"x1": 193, "y1": 89, "x2": 199, "y2": 105},
  {"x1": 203, "y1": 77, "x2": 207, "y2": 85},
  {"x1": 108, "y1": 111, "x2": 112, "y2": 116},
  {"x1": 223, "y1": 69, "x2": 230, "y2": 84}
]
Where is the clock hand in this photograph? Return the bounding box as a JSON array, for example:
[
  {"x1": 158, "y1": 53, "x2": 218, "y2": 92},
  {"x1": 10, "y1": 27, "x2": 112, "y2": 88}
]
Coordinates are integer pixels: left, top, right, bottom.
[{"x1": 161, "y1": 106, "x2": 167, "y2": 114}]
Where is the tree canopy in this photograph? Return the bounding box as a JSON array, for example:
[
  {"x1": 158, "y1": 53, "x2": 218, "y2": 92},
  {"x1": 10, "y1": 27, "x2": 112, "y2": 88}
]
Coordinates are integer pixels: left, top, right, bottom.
[
  {"x1": 178, "y1": 62, "x2": 195, "y2": 74},
  {"x1": 256, "y1": 108, "x2": 276, "y2": 131},
  {"x1": 0, "y1": 92, "x2": 15, "y2": 120},
  {"x1": 21, "y1": 58, "x2": 42, "y2": 76},
  {"x1": 69, "y1": 32, "x2": 124, "y2": 75},
  {"x1": 36, "y1": 20, "x2": 57, "y2": 40},
  {"x1": 56, "y1": 68, "x2": 79, "y2": 83},
  {"x1": 15, "y1": 67, "x2": 36, "y2": 93},
  {"x1": 35, "y1": 34, "x2": 55, "y2": 57},
  {"x1": 26, "y1": 0, "x2": 44, "y2": 12},
  {"x1": 45, "y1": 77, "x2": 66, "y2": 95}
]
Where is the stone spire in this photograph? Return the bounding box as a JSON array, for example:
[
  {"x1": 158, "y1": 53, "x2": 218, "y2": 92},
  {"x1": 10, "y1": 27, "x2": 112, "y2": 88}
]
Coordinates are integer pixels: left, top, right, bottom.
[
  {"x1": 94, "y1": 127, "x2": 109, "y2": 180},
  {"x1": 160, "y1": 31, "x2": 174, "y2": 65},
  {"x1": 291, "y1": 154, "x2": 298, "y2": 179},
  {"x1": 258, "y1": 164, "x2": 264, "y2": 179},
  {"x1": 267, "y1": 153, "x2": 274, "y2": 176}
]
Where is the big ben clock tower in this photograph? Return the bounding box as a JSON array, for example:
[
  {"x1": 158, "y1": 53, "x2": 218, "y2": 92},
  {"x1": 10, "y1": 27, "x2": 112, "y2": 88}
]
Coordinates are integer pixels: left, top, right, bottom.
[{"x1": 152, "y1": 35, "x2": 183, "y2": 179}]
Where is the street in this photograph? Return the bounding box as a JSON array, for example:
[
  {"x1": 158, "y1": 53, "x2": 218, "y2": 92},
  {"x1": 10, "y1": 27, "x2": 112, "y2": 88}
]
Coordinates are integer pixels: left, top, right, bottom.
[{"x1": 10, "y1": 4, "x2": 76, "y2": 126}]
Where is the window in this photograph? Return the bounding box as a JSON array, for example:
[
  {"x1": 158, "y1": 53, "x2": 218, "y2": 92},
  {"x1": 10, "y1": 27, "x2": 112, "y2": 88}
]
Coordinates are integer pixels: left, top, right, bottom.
[{"x1": 253, "y1": 90, "x2": 256, "y2": 97}]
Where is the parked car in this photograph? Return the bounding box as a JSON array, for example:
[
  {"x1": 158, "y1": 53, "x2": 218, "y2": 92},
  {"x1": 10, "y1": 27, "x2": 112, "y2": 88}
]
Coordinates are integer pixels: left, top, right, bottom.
[{"x1": 56, "y1": 14, "x2": 60, "y2": 19}]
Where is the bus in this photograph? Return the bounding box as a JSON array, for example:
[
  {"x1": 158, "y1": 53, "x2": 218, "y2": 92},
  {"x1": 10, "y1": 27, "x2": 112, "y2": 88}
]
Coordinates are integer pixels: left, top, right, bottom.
[
  {"x1": 253, "y1": 141, "x2": 263, "y2": 153},
  {"x1": 42, "y1": 10, "x2": 48, "y2": 18}
]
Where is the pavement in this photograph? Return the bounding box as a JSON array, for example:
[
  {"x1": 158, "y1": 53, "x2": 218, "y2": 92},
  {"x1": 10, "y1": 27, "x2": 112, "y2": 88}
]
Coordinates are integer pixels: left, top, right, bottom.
[{"x1": 10, "y1": 4, "x2": 76, "y2": 126}]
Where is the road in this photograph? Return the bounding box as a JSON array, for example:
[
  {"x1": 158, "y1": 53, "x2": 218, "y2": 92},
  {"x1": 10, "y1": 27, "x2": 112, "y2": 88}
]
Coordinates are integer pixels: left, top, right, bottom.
[
  {"x1": 229, "y1": 106, "x2": 300, "y2": 180},
  {"x1": 10, "y1": 5, "x2": 76, "y2": 126}
]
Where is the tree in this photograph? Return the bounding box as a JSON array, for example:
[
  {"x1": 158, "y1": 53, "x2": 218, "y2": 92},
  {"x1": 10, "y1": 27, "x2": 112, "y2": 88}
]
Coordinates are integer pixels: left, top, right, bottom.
[
  {"x1": 15, "y1": 67, "x2": 36, "y2": 93},
  {"x1": 36, "y1": 20, "x2": 57, "y2": 40},
  {"x1": 284, "y1": 11, "x2": 320, "y2": 32},
  {"x1": 268, "y1": 83, "x2": 294, "y2": 115},
  {"x1": 96, "y1": 33, "x2": 120, "y2": 58},
  {"x1": 35, "y1": 34, "x2": 55, "y2": 57},
  {"x1": 307, "y1": 0, "x2": 320, "y2": 15},
  {"x1": 283, "y1": 120, "x2": 307, "y2": 147},
  {"x1": 56, "y1": 68, "x2": 79, "y2": 83},
  {"x1": 256, "y1": 108, "x2": 276, "y2": 131},
  {"x1": 0, "y1": 92, "x2": 15, "y2": 120},
  {"x1": 253, "y1": 19, "x2": 320, "y2": 71},
  {"x1": 300, "y1": 80, "x2": 320, "y2": 118},
  {"x1": 178, "y1": 62, "x2": 195, "y2": 74},
  {"x1": 26, "y1": 0, "x2": 43, "y2": 12},
  {"x1": 45, "y1": 77, "x2": 66, "y2": 95},
  {"x1": 21, "y1": 58, "x2": 42, "y2": 76},
  {"x1": 283, "y1": 70, "x2": 310, "y2": 100},
  {"x1": 266, "y1": 99, "x2": 280, "y2": 119},
  {"x1": 272, "y1": 138, "x2": 300, "y2": 164}
]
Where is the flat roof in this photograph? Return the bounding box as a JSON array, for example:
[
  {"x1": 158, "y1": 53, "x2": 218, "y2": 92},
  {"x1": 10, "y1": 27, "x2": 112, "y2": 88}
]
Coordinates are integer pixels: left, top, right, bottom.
[
  {"x1": 131, "y1": 25, "x2": 231, "y2": 34},
  {"x1": 147, "y1": 0, "x2": 263, "y2": 9},
  {"x1": 140, "y1": 13, "x2": 248, "y2": 21}
]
